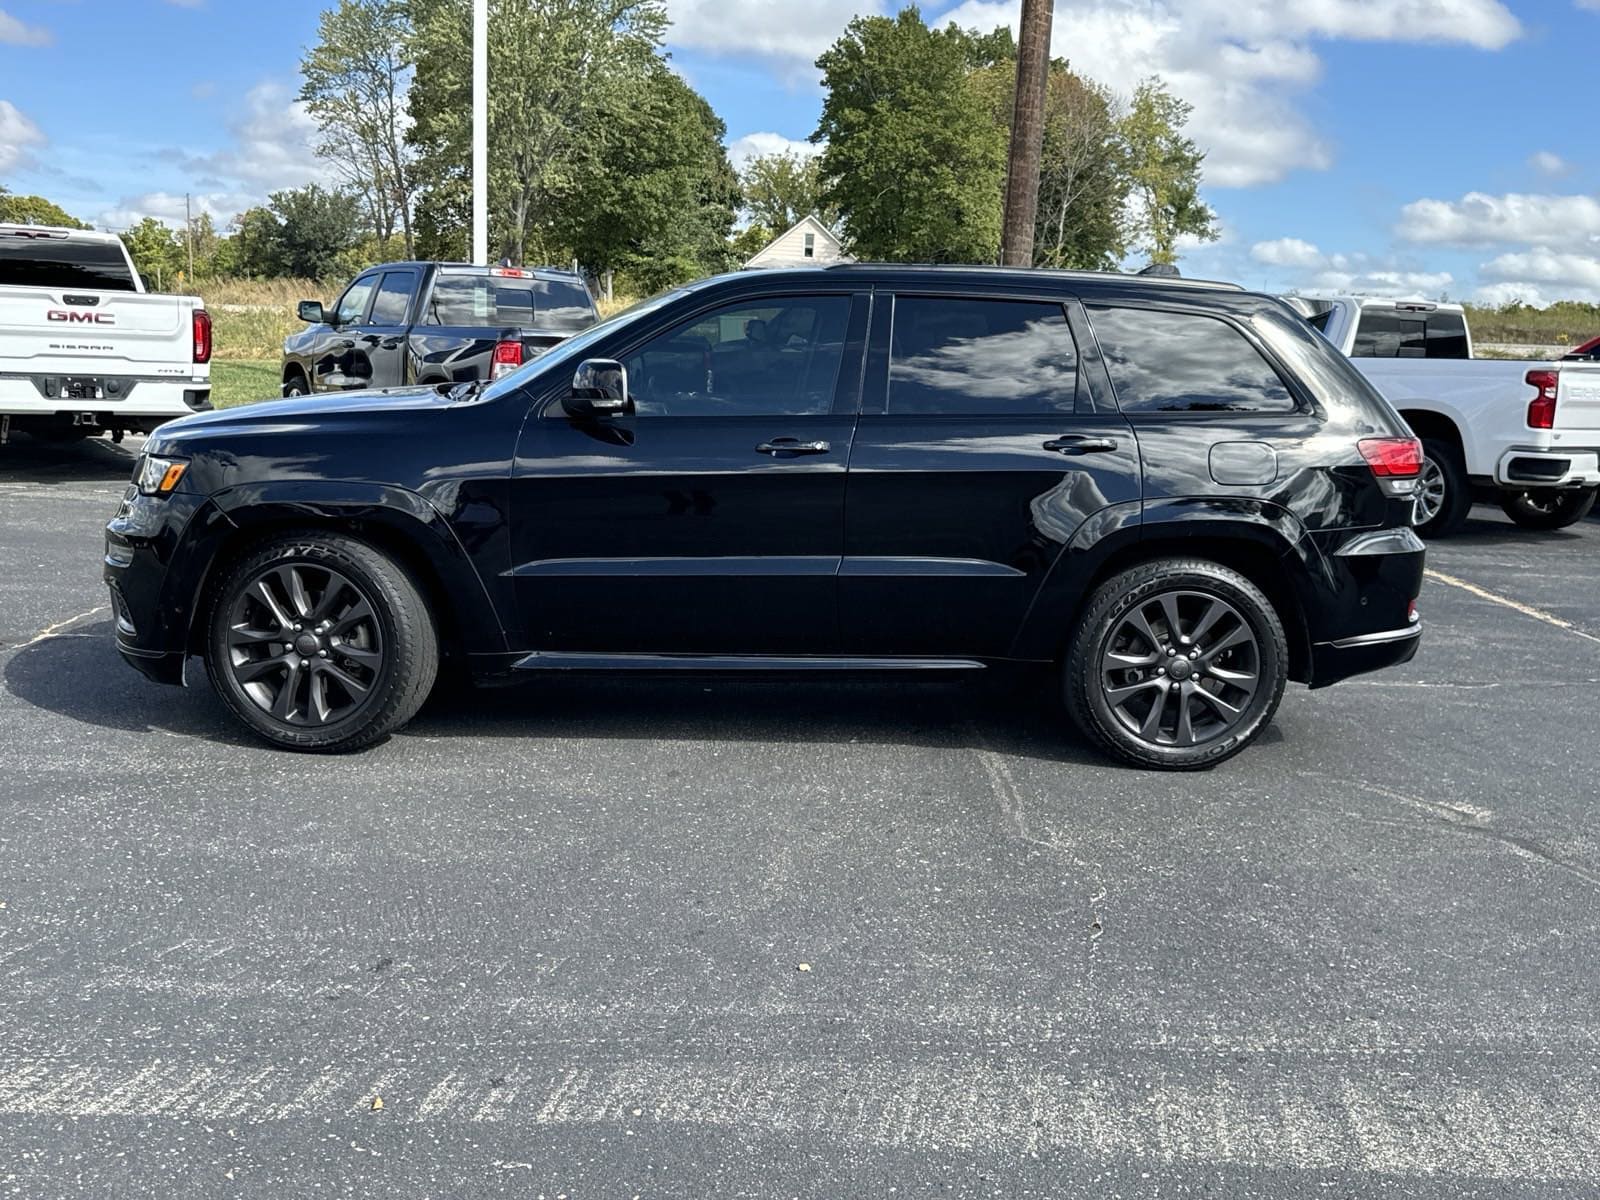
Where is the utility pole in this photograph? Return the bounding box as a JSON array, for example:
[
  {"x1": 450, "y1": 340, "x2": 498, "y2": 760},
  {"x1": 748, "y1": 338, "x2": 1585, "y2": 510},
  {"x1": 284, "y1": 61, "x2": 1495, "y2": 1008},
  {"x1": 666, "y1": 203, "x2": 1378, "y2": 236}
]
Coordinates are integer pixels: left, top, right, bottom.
[
  {"x1": 1000, "y1": 0, "x2": 1054, "y2": 267},
  {"x1": 184, "y1": 192, "x2": 195, "y2": 280},
  {"x1": 472, "y1": 0, "x2": 488, "y2": 265}
]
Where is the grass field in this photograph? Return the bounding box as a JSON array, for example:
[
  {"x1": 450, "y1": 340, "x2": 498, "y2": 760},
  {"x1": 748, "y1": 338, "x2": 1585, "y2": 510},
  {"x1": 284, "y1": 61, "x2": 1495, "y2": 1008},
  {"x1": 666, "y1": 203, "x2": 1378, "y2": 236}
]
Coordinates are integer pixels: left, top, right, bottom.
[{"x1": 211, "y1": 359, "x2": 281, "y2": 409}]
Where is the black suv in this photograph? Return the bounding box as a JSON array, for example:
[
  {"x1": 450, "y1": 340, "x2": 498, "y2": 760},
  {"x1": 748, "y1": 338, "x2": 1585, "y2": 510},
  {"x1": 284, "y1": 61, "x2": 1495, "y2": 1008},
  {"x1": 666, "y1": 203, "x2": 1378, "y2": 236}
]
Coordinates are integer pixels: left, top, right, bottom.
[
  {"x1": 107, "y1": 266, "x2": 1425, "y2": 768},
  {"x1": 281, "y1": 262, "x2": 597, "y2": 396}
]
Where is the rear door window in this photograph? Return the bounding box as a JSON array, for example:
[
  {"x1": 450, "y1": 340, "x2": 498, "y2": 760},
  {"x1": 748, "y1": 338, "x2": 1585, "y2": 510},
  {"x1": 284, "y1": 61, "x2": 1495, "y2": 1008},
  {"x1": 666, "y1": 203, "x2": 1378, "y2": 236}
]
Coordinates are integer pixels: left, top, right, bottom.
[
  {"x1": 368, "y1": 272, "x2": 416, "y2": 327},
  {"x1": 0, "y1": 233, "x2": 139, "y2": 291},
  {"x1": 888, "y1": 296, "x2": 1077, "y2": 415},
  {"x1": 1088, "y1": 305, "x2": 1296, "y2": 414},
  {"x1": 1352, "y1": 311, "x2": 1427, "y2": 358}
]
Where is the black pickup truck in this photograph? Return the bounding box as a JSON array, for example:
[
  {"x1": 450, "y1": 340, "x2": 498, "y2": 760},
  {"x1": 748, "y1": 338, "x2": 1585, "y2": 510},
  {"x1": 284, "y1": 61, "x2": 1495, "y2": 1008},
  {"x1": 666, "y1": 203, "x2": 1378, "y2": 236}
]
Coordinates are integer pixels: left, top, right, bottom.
[{"x1": 280, "y1": 262, "x2": 597, "y2": 396}]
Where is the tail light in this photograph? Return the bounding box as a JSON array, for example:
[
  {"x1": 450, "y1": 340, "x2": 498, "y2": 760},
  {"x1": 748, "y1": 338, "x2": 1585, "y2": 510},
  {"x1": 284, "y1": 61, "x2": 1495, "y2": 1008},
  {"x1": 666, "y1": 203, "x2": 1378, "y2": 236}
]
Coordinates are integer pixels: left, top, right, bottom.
[
  {"x1": 491, "y1": 340, "x2": 523, "y2": 380},
  {"x1": 1357, "y1": 436, "x2": 1423, "y2": 478},
  {"x1": 192, "y1": 309, "x2": 212, "y2": 364},
  {"x1": 1526, "y1": 369, "x2": 1558, "y2": 429}
]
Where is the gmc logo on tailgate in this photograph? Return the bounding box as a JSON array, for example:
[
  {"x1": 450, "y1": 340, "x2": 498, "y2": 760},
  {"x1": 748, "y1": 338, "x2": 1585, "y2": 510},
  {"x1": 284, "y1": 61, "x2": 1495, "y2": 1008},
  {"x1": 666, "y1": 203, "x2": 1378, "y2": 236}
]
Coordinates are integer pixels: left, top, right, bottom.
[{"x1": 48, "y1": 310, "x2": 114, "y2": 324}]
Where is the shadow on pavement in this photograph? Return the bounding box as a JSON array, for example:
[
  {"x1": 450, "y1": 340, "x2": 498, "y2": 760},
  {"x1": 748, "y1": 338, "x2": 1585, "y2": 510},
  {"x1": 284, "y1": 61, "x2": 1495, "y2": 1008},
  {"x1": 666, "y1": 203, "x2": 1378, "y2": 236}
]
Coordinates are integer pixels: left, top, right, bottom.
[
  {"x1": 3, "y1": 620, "x2": 1148, "y2": 767},
  {"x1": 0, "y1": 432, "x2": 143, "y2": 487}
]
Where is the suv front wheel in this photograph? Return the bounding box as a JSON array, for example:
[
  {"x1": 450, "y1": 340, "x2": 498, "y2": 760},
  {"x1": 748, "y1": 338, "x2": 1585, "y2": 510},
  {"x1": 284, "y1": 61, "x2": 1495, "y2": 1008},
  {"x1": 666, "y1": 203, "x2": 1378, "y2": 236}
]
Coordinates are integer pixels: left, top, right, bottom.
[
  {"x1": 1065, "y1": 560, "x2": 1289, "y2": 770},
  {"x1": 204, "y1": 532, "x2": 439, "y2": 752}
]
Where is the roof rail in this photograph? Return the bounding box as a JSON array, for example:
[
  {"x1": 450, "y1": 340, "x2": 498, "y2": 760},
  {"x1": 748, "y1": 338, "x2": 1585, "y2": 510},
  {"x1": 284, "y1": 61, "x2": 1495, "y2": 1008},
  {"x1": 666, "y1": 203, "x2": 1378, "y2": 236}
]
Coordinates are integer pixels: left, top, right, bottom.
[{"x1": 819, "y1": 262, "x2": 1244, "y2": 292}]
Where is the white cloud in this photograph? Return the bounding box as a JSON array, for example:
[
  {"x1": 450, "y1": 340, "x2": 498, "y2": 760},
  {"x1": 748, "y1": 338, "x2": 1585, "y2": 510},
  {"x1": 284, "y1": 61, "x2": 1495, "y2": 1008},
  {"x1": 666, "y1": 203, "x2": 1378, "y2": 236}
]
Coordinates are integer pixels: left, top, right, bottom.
[
  {"x1": 101, "y1": 82, "x2": 326, "y2": 230},
  {"x1": 1472, "y1": 281, "x2": 1554, "y2": 307},
  {"x1": 0, "y1": 8, "x2": 50, "y2": 46},
  {"x1": 680, "y1": 0, "x2": 1520, "y2": 189},
  {"x1": 1577, "y1": 1, "x2": 1600, "y2": 11},
  {"x1": 1396, "y1": 192, "x2": 1600, "y2": 249},
  {"x1": 1480, "y1": 249, "x2": 1600, "y2": 298},
  {"x1": 1249, "y1": 238, "x2": 1452, "y2": 297},
  {"x1": 667, "y1": 0, "x2": 884, "y2": 64},
  {"x1": 0, "y1": 100, "x2": 45, "y2": 174},
  {"x1": 726, "y1": 131, "x2": 822, "y2": 171},
  {"x1": 1251, "y1": 237, "x2": 1325, "y2": 268},
  {"x1": 1528, "y1": 151, "x2": 1571, "y2": 178}
]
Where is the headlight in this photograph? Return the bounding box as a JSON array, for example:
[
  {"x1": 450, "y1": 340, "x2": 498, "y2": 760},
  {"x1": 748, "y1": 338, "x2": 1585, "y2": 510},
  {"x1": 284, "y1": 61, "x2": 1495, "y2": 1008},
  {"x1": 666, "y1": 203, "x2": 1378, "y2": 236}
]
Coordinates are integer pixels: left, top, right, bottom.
[{"x1": 136, "y1": 455, "x2": 189, "y2": 497}]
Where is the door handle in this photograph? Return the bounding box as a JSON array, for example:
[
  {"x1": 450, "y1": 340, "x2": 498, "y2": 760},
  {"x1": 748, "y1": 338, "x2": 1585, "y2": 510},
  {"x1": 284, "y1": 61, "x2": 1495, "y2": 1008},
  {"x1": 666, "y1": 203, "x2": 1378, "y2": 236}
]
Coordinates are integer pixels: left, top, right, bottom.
[
  {"x1": 337, "y1": 339, "x2": 355, "y2": 349},
  {"x1": 756, "y1": 438, "x2": 831, "y2": 456},
  {"x1": 1043, "y1": 435, "x2": 1119, "y2": 455}
]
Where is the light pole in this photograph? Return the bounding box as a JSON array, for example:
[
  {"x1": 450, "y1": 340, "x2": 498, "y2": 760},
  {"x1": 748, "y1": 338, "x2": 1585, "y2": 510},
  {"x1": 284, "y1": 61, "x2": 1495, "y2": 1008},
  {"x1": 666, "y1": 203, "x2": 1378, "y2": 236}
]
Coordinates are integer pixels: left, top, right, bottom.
[
  {"x1": 472, "y1": 0, "x2": 488, "y2": 265},
  {"x1": 1000, "y1": 0, "x2": 1054, "y2": 267}
]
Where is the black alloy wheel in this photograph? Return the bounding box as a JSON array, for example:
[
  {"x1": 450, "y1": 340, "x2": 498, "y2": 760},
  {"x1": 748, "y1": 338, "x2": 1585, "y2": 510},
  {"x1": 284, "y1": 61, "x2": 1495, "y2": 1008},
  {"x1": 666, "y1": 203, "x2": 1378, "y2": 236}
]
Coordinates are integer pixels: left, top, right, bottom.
[
  {"x1": 205, "y1": 532, "x2": 438, "y2": 751},
  {"x1": 1065, "y1": 559, "x2": 1288, "y2": 770}
]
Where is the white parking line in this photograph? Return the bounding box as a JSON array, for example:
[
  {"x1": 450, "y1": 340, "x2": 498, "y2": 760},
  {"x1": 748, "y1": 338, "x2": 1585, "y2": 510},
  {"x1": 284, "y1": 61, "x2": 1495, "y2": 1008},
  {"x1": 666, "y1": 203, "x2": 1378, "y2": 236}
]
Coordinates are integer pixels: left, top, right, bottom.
[
  {"x1": 3, "y1": 605, "x2": 107, "y2": 654},
  {"x1": 1425, "y1": 568, "x2": 1600, "y2": 646}
]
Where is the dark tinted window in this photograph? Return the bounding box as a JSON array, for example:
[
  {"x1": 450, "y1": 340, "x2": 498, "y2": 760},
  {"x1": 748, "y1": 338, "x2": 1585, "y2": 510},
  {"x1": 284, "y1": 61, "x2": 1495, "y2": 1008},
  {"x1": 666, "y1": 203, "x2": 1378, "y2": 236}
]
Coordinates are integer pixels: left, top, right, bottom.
[
  {"x1": 368, "y1": 272, "x2": 415, "y2": 326},
  {"x1": 889, "y1": 297, "x2": 1076, "y2": 414},
  {"x1": 623, "y1": 295, "x2": 851, "y2": 417},
  {"x1": 424, "y1": 273, "x2": 595, "y2": 331},
  {"x1": 1352, "y1": 311, "x2": 1427, "y2": 358},
  {"x1": 0, "y1": 232, "x2": 138, "y2": 291},
  {"x1": 1089, "y1": 305, "x2": 1295, "y2": 414},
  {"x1": 334, "y1": 275, "x2": 378, "y2": 325},
  {"x1": 1424, "y1": 313, "x2": 1469, "y2": 359}
]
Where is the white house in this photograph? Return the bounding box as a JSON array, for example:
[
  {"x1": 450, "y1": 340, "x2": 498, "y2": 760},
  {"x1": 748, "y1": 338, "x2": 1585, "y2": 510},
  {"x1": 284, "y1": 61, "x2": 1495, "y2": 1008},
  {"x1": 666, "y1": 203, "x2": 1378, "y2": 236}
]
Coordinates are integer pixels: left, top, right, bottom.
[{"x1": 744, "y1": 215, "x2": 851, "y2": 268}]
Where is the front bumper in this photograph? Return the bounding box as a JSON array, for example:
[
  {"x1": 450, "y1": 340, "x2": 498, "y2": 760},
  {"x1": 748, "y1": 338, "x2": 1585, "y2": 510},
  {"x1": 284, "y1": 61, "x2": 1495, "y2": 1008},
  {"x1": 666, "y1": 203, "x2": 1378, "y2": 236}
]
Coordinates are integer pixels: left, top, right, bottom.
[
  {"x1": 104, "y1": 487, "x2": 211, "y2": 687},
  {"x1": 1494, "y1": 446, "x2": 1600, "y2": 489}
]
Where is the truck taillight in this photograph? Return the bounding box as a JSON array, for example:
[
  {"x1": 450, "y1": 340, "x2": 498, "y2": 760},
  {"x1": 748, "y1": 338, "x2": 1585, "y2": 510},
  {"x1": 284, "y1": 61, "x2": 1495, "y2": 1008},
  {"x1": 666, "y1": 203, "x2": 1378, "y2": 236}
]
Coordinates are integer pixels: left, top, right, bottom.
[
  {"x1": 1357, "y1": 436, "x2": 1423, "y2": 478},
  {"x1": 491, "y1": 340, "x2": 523, "y2": 380},
  {"x1": 1526, "y1": 369, "x2": 1559, "y2": 429},
  {"x1": 192, "y1": 309, "x2": 212, "y2": 364}
]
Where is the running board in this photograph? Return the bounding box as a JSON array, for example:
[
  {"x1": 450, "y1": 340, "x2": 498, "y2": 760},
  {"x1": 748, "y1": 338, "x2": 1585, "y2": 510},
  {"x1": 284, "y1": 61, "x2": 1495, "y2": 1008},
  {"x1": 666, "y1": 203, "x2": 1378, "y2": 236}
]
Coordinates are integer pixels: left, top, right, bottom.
[{"x1": 511, "y1": 652, "x2": 987, "y2": 673}]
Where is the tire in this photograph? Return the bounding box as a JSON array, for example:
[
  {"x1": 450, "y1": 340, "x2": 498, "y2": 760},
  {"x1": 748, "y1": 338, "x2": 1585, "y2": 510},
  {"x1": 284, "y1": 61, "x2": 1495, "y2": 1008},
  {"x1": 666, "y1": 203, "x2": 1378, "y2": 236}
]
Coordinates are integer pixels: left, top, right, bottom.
[
  {"x1": 204, "y1": 532, "x2": 438, "y2": 752},
  {"x1": 1414, "y1": 438, "x2": 1471, "y2": 538},
  {"x1": 1064, "y1": 559, "x2": 1289, "y2": 770},
  {"x1": 283, "y1": 373, "x2": 309, "y2": 397},
  {"x1": 1497, "y1": 487, "x2": 1598, "y2": 530}
]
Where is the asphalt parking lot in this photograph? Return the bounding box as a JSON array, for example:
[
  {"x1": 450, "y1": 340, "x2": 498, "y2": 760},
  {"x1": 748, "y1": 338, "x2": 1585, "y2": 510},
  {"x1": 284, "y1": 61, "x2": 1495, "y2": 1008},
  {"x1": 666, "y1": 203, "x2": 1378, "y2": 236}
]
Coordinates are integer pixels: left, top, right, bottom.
[{"x1": 3, "y1": 434, "x2": 1599, "y2": 1198}]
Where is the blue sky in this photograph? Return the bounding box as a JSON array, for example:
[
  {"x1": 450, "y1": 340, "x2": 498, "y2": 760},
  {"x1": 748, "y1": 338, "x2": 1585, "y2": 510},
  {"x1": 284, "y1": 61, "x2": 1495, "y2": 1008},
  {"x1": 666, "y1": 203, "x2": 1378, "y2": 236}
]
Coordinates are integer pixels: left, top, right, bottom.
[{"x1": 2, "y1": 0, "x2": 1597, "y2": 304}]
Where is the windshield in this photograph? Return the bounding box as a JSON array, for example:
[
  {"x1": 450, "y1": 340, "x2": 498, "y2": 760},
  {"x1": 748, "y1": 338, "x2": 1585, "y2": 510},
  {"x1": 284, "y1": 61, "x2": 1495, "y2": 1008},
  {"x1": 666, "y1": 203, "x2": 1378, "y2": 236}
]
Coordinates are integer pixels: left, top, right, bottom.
[{"x1": 480, "y1": 287, "x2": 690, "y2": 401}]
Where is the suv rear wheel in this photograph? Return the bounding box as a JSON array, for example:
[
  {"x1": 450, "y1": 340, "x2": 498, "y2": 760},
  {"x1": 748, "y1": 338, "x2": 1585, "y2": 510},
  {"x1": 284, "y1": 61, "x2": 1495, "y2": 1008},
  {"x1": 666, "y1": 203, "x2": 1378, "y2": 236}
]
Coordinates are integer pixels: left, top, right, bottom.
[
  {"x1": 1065, "y1": 560, "x2": 1288, "y2": 770},
  {"x1": 204, "y1": 532, "x2": 438, "y2": 751}
]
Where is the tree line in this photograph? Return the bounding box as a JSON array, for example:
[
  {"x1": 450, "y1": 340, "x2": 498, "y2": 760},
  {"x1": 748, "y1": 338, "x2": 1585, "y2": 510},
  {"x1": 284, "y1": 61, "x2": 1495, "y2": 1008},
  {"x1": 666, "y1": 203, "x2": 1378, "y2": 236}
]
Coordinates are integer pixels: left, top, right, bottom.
[{"x1": 2, "y1": 1, "x2": 1216, "y2": 290}]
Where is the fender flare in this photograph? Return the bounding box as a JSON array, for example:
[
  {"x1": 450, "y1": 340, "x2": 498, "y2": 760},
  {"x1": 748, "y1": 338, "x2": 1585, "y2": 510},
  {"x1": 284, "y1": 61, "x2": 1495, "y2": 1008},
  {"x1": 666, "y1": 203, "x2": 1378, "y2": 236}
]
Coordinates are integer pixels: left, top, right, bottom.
[{"x1": 171, "y1": 479, "x2": 508, "y2": 655}]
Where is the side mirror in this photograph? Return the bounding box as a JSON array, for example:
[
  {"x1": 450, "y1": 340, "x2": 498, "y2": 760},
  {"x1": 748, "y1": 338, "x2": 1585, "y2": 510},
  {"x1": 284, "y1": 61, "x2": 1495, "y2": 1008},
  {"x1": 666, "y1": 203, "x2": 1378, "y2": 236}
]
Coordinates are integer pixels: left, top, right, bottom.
[
  {"x1": 564, "y1": 358, "x2": 632, "y2": 419},
  {"x1": 298, "y1": 300, "x2": 326, "y2": 324}
]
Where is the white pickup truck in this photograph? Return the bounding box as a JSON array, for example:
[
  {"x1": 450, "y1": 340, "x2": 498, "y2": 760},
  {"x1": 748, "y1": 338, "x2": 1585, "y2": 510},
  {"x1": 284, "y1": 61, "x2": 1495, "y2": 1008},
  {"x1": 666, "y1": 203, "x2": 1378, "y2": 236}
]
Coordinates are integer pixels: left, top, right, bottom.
[
  {"x1": 1285, "y1": 296, "x2": 1600, "y2": 535},
  {"x1": 0, "y1": 223, "x2": 211, "y2": 445}
]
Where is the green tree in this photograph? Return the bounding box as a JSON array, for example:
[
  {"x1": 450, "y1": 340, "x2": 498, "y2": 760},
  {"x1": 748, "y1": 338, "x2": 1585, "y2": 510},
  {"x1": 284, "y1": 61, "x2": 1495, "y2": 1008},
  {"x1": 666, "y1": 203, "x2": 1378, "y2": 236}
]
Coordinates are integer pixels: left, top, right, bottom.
[
  {"x1": 300, "y1": 0, "x2": 417, "y2": 254},
  {"x1": 406, "y1": 0, "x2": 471, "y2": 260},
  {"x1": 120, "y1": 218, "x2": 183, "y2": 289},
  {"x1": 229, "y1": 206, "x2": 287, "y2": 277},
  {"x1": 409, "y1": 0, "x2": 669, "y2": 266},
  {"x1": 1120, "y1": 78, "x2": 1217, "y2": 266},
  {"x1": 740, "y1": 151, "x2": 833, "y2": 234},
  {"x1": 813, "y1": 8, "x2": 1007, "y2": 263},
  {"x1": 970, "y1": 59, "x2": 1129, "y2": 270},
  {"x1": 729, "y1": 222, "x2": 773, "y2": 264},
  {"x1": 268, "y1": 184, "x2": 363, "y2": 278},
  {"x1": 557, "y1": 64, "x2": 739, "y2": 290},
  {"x1": 0, "y1": 188, "x2": 91, "y2": 229}
]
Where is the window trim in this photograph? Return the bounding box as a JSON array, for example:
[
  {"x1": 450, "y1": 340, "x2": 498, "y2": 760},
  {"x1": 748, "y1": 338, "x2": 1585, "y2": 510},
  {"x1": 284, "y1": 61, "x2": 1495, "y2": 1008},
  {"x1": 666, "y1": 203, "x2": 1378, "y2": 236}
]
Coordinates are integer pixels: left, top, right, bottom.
[
  {"x1": 1081, "y1": 300, "x2": 1314, "y2": 420},
  {"x1": 533, "y1": 288, "x2": 870, "y2": 419},
  {"x1": 865, "y1": 289, "x2": 1089, "y2": 419}
]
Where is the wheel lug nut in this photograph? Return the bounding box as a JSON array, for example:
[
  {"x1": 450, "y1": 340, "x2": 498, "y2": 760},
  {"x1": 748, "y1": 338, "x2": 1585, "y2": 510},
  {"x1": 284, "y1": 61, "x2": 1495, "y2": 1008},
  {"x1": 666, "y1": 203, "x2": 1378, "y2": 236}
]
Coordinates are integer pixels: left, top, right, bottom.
[{"x1": 318, "y1": 649, "x2": 329, "y2": 658}]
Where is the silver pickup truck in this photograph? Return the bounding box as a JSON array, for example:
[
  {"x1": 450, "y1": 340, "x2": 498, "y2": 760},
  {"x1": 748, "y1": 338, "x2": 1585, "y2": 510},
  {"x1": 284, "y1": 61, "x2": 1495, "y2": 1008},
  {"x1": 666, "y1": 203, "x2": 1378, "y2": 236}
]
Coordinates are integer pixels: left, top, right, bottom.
[{"x1": 0, "y1": 223, "x2": 212, "y2": 444}]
